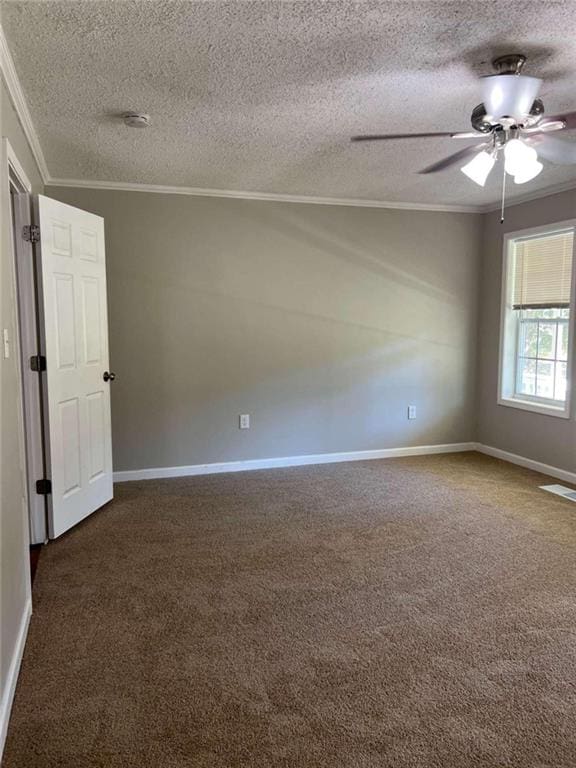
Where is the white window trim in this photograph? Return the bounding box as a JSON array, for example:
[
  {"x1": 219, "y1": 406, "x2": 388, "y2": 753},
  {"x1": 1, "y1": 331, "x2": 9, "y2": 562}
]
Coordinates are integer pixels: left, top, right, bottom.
[{"x1": 497, "y1": 219, "x2": 576, "y2": 420}]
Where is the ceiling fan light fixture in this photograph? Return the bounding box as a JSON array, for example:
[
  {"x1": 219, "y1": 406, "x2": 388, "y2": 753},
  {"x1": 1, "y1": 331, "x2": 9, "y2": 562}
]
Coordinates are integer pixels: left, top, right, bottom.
[
  {"x1": 514, "y1": 160, "x2": 543, "y2": 184},
  {"x1": 482, "y1": 75, "x2": 542, "y2": 121},
  {"x1": 504, "y1": 138, "x2": 538, "y2": 175},
  {"x1": 460, "y1": 150, "x2": 495, "y2": 186}
]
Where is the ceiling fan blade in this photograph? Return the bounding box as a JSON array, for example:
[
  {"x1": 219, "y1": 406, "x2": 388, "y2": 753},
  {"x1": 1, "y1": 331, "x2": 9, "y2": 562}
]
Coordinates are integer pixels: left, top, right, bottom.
[
  {"x1": 522, "y1": 120, "x2": 566, "y2": 135},
  {"x1": 543, "y1": 110, "x2": 576, "y2": 131},
  {"x1": 352, "y1": 131, "x2": 469, "y2": 142},
  {"x1": 419, "y1": 143, "x2": 490, "y2": 174},
  {"x1": 530, "y1": 135, "x2": 576, "y2": 165},
  {"x1": 450, "y1": 131, "x2": 490, "y2": 139}
]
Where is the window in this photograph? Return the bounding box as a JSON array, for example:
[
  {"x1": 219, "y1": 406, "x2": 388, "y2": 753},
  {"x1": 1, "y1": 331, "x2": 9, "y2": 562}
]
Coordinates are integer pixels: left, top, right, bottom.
[{"x1": 499, "y1": 223, "x2": 575, "y2": 418}]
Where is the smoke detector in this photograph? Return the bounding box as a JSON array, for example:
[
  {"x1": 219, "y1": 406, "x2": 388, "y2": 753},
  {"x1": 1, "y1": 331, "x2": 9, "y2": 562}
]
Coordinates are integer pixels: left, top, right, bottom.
[{"x1": 123, "y1": 113, "x2": 150, "y2": 129}]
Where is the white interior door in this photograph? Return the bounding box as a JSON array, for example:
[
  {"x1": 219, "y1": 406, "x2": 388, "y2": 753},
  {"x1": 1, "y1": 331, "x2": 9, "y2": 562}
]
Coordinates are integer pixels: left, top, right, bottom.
[{"x1": 35, "y1": 195, "x2": 113, "y2": 538}]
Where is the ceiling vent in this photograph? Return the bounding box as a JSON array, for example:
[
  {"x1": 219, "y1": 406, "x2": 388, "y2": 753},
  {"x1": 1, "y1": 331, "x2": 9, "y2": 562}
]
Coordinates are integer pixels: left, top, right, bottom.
[{"x1": 540, "y1": 484, "x2": 576, "y2": 503}]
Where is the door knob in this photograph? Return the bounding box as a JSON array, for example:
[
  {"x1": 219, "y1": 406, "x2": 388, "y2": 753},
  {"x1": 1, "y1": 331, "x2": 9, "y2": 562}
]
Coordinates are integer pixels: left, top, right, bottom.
[{"x1": 103, "y1": 371, "x2": 116, "y2": 382}]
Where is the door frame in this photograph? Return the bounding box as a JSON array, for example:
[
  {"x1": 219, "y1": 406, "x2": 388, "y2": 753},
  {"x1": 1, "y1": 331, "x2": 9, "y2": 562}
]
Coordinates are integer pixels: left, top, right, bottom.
[{"x1": 3, "y1": 138, "x2": 47, "y2": 544}]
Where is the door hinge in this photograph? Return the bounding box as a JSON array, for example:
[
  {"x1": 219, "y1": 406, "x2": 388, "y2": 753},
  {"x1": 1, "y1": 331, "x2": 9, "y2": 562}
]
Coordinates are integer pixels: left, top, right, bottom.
[
  {"x1": 30, "y1": 354, "x2": 46, "y2": 372},
  {"x1": 22, "y1": 224, "x2": 40, "y2": 243},
  {"x1": 36, "y1": 478, "x2": 52, "y2": 495}
]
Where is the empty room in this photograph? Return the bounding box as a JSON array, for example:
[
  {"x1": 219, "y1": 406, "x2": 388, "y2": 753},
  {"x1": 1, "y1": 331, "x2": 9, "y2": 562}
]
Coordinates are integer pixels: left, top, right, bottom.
[{"x1": 1, "y1": 1, "x2": 576, "y2": 766}]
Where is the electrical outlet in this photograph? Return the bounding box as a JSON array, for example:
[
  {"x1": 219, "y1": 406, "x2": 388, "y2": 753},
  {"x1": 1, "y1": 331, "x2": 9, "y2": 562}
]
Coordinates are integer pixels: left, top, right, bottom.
[
  {"x1": 239, "y1": 414, "x2": 250, "y2": 429},
  {"x1": 408, "y1": 405, "x2": 417, "y2": 420}
]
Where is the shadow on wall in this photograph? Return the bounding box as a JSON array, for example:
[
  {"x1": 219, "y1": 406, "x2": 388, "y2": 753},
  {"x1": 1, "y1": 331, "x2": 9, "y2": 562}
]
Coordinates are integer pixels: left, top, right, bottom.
[
  {"x1": 101, "y1": 197, "x2": 477, "y2": 466},
  {"x1": 118, "y1": 309, "x2": 468, "y2": 462},
  {"x1": 46, "y1": 186, "x2": 479, "y2": 468},
  {"x1": 239, "y1": 201, "x2": 469, "y2": 301},
  {"x1": 117, "y1": 196, "x2": 474, "y2": 344}
]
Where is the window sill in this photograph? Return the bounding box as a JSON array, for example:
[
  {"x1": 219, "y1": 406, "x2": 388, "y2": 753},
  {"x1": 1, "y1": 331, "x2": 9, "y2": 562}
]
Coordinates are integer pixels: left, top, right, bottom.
[{"x1": 498, "y1": 396, "x2": 570, "y2": 419}]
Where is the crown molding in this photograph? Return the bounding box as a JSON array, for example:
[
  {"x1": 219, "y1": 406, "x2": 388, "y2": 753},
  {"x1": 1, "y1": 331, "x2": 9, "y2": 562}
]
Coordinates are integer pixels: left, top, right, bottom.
[
  {"x1": 0, "y1": 24, "x2": 49, "y2": 184},
  {"x1": 43, "y1": 176, "x2": 576, "y2": 214},
  {"x1": 2, "y1": 18, "x2": 573, "y2": 214},
  {"x1": 46, "y1": 177, "x2": 482, "y2": 212},
  {"x1": 480, "y1": 178, "x2": 576, "y2": 213}
]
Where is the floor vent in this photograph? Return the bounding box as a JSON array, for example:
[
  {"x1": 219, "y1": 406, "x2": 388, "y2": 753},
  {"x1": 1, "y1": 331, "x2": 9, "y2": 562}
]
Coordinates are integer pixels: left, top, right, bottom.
[{"x1": 540, "y1": 484, "x2": 576, "y2": 502}]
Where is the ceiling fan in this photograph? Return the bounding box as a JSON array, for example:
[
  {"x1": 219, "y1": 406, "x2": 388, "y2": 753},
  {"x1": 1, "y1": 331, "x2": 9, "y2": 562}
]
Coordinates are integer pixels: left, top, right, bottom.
[{"x1": 352, "y1": 54, "x2": 576, "y2": 189}]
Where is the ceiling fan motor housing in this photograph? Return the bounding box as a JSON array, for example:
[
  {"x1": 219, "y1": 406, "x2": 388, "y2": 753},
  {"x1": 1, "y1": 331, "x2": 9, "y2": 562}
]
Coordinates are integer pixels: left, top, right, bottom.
[{"x1": 471, "y1": 98, "x2": 544, "y2": 133}]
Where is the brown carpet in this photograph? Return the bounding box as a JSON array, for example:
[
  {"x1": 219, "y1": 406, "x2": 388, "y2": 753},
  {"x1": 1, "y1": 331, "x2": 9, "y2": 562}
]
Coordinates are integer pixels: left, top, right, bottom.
[{"x1": 5, "y1": 452, "x2": 576, "y2": 767}]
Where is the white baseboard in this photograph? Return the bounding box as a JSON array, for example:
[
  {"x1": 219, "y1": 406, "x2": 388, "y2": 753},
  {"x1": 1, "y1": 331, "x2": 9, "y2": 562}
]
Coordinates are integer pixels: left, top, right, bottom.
[
  {"x1": 476, "y1": 444, "x2": 576, "y2": 486},
  {"x1": 114, "y1": 442, "x2": 576, "y2": 485},
  {"x1": 0, "y1": 598, "x2": 31, "y2": 759},
  {"x1": 113, "y1": 442, "x2": 477, "y2": 482}
]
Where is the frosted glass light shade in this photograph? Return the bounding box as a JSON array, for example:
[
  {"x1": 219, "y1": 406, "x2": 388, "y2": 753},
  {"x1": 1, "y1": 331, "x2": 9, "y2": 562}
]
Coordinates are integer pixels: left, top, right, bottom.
[
  {"x1": 482, "y1": 75, "x2": 542, "y2": 121},
  {"x1": 514, "y1": 161, "x2": 543, "y2": 184},
  {"x1": 460, "y1": 151, "x2": 495, "y2": 186},
  {"x1": 504, "y1": 139, "x2": 538, "y2": 175}
]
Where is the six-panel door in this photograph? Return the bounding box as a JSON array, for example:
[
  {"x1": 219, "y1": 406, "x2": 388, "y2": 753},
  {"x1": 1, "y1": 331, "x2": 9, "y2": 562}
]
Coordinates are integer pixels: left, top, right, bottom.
[{"x1": 36, "y1": 195, "x2": 113, "y2": 538}]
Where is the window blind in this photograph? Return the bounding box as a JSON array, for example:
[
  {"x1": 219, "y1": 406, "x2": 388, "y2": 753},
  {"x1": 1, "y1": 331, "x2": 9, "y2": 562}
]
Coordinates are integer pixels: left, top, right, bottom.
[{"x1": 512, "y1": 229, "x2": 574, "y2": 309}]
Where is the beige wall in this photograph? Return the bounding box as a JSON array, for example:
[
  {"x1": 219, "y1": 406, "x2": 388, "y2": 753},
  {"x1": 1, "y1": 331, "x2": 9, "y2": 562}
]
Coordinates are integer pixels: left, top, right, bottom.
[
  {"x1": 48, "y1": 187, "x2": 482, "y2": 471},
  {"x1": 0, "y1": 76, "x2": 43, "y2": 733},
  {"x1": 478, "y1": 189, "x2": 576, "y2": 473}
]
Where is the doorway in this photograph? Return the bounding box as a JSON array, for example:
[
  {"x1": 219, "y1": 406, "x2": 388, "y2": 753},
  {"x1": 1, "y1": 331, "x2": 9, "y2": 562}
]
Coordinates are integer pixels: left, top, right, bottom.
[
  {"x1": 6, "y1": 147, "x2": 115, "y2": 544},
  {"x1": 6, "y1": 140, "x2": 48, "y2": 546}
]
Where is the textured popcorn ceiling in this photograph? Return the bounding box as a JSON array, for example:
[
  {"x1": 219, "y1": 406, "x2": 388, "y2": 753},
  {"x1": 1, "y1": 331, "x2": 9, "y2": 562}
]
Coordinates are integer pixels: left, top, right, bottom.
[{"x1": 2, "y1": 0, "x2": 576, "y2": 206}]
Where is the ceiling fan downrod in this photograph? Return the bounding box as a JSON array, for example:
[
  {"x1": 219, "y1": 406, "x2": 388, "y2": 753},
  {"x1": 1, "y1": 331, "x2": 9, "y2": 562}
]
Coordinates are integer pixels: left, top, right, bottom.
[{"x1": 491, "y1": 53, "x2": 527, "y2": 76}]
